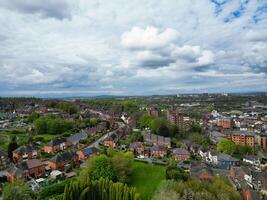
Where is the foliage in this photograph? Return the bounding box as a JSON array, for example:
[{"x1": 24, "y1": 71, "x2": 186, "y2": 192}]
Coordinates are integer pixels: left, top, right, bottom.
[
  {"x1": 33, "y1": 115, "x2": 73, "y2": 135},
  {"x1": 235, "y1": 144, "x2": 254, "y2": 155},
  {"x1": 139, "y1": 115, "x2": 155, "y2": 128},
  {"x1": 82, "y1": 152, "x2": 134, "y2": 183},
  {"x1": 7, "y1": 135, "x2": 18, "y2": 160},
  {"x1": 58, "y1": 102, "x2": 80, "y2": 115},
  {"x1": 127, "y1": 132, "x2": 144, "y2": 143},
  {"x1": 190, "y1": 133, "x2": 211, "y2": 148},
  {"x1": 3, "y1": 179, "x2": 35, "y2": 200},
  {"x1": 216, "y1": 139, "x2": 236, "y2": 155},
  {"x1": 189, "y1": 122, "x2": 202, "y2": 134},
  {"x1": 28, "y1": 112, "x2": 40, "y2": 123},
  {"x1": 63, "y1": 177, "x2": 139, "y2": 200},
  {"x1": 166, "y1": 159, "x2": 188, "y2": 181},
  {"x1": 38, "y1": 180, "x2": 70, "y2": 200},
  {"x1": 111, "y1": 151, "x2": 134, "y2": 183},
  {"x1": 139, "y1": 115, "x2": 172, "y2": 136},
  {"x1": 153, "y1": 177, "x2": 241, "y2": 200},
  {"x1": 85, "y1": 154, "x2": 115, "y2": 181}
]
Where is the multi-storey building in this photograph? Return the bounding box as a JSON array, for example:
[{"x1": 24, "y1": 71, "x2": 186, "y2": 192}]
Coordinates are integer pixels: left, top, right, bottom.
[
  {"x1": 216, "y1": 118, "x2": 232, "y2": 129},
  {"x1": 231, "y1": 131, "x2": 255, "y2": 148},
  {"x1": 255, "y1": 132, "x2": 267, "y2": 150},
  {"x1": 167, "y1": 109, "x2": 184, "y2": 130}
]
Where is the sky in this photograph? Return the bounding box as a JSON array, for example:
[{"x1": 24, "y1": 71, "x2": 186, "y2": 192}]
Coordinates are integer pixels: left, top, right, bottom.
[{"x1": 0, "y1": 0, "x2": 267, "y2": 97}]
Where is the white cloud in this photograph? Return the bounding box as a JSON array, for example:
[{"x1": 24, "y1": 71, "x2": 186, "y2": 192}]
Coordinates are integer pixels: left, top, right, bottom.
[
  {"x1": 121, "y1": 26, "x2": 179, "y2": 50},
  {"x1": 0, "y1": 0, "x2": 266, "y2": 96}
]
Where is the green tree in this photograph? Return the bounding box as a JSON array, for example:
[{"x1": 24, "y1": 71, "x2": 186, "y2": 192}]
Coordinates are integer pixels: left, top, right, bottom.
[
  {"x1": 166, "y1": 159, "x2": 188, "y2": 181},
  {"x1": 139, "y1": 115, "x2": 155, "y2": 128},
  {"x1": 111, "y1": 152, "x2": 134, "y2": 183},
  {"x1": 7, "y1": 135, "x2": 18, "y2": 160},
  {"x1": 3, "y1": 179, "x2": 34, "y2": 200},
  {"x1": 191, "y1": 133, "x2": 210, "y2": 148},
  {"x1": 84, "y1": 155, "x2": 115, "y2": 181},
  {"x1": 28, "y1": 112, "x2": 40, "y2": 123},
  {"x1": 216, "y1": 139, "x2": 236, "y2": 155},
  {"x1": 63, "y1": 178, "x2": 139, "y2": 200},
  {"x1": 235, "y1": 145, "x2": 253, "y2": 155},
  {"x1": 128, "y1": 132, "x2": 143, "y2": 143},
  {"x1": 34, "y1": 115, "x2": 73, "y2": 135}
]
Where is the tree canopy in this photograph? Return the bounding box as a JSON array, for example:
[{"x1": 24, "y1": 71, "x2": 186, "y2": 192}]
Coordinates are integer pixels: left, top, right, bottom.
[
  {"x1": 63, "y1": 177, "x2": 139, "y2": 200},
  {"x1": 216, "y1": 139, "x2": 236, "y2": 155},
  {"x1": 2, "y1": 179, "x2": 35, "y2": 200},
  {"x1": 82, "y1": 151, "x2": 134, "y2": 184},
  {"x1": 33, "y1": 115, "x2": 73, "y2": 135},
  {"x1": 153, "y1": 177, "x2": 241, "y2": 200}
]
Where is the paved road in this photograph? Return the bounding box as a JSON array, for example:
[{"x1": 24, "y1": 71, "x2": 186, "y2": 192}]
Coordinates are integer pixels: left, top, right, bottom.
[{"x1": 87, "y1": 109, "x2": 125, "y2": 148}]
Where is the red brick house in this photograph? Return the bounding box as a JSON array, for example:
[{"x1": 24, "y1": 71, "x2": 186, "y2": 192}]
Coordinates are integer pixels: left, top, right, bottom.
[
  {"x1": 172, "y1": 148, "x2": 191, "y2": 161},
  {"x1": 77, "y1": 147, "x2": 100, "y2": 161},
  {"x1": 44, "y1": 138, "x2": 69, "y2": 153},
  {"x1": 150, "y1": 145, "x2": 167, "y2": 158},
  {"x1": 130, "y1": 142, "x2": 145, "y2": 155},
  {"x1": 13, "y1": 145, "x2": 40, "y2": 162},
  {"x1": 103, "y1": 132, "x2": 118, "y2": 147},
  {"x1": 5, "y1": 159, "x2": 45, "y2": 182},
  {"x1": 48, "y1": 151, "x2": 78, "y2": 171}
]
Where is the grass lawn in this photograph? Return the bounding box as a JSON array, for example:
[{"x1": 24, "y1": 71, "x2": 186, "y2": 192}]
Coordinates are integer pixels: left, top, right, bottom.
[{"x1": 129, "y1": 161, "x2": 165, "y2": 200}]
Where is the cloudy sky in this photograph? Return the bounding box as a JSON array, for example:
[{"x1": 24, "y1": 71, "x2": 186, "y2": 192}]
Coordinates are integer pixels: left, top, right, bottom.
[{"x1": 0, "y1": 0, "x2": 267, "y2": 97}]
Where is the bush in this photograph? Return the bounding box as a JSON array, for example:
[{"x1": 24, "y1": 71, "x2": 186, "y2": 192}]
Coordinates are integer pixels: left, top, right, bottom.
[{"x1": 38, "y1": 180, "x2": 71, "y2": 200}]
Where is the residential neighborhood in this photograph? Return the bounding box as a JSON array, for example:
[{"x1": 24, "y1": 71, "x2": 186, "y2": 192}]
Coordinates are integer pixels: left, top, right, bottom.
[{"x1": 0, "y1": 94, "x2": 267, "y2": 200}]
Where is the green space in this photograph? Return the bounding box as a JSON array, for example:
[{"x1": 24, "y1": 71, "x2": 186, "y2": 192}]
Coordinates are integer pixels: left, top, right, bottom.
[{"x1": 129, "y1": 161, "x2": 165, "y2": 200}]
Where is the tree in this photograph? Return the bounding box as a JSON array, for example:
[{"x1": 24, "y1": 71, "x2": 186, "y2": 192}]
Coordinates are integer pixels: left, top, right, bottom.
[
  {"x1": 150, "y1": 118, "x2": 170, "y2": 135},
  {"x1": 235, "y1": 145, "x2": 253, "y2": 155},
  {"x1": 63, "y1": 178, "x2": 139, "y2": 200},
  {"x1": 166, "y1": 159, "x2": 188, "y2": 181},
  {"x1": 83, "y1": 155, "x2": 115, "y2": 181},
  {"x1": 2, "y1": 179, "x2": 34, "y2": 200},
  {"x1": 158, "y1": 125, "x2": 170, "y2": 137},
  {"x1": 7, "y1": 136, "x2": 18, "y2": 161},
  {"x1": 111, "y1": 152, "x2": 134, "y2": 183},
  {"x1": 128, "y1": 132, "x2": 143, "y2": 143},
  {"x1": 216, "y1": 139, "x2": 236, "y2": 155},
  {"x1": 139, "y1": 115, "x2": 155, "y2": 128},
  {"x1": 28, "y1": 112, "x2": 40, "y2": 123},
  {"x1": 191, "y1": 133, "x2": 210, "y2": 148},
  {"x1": 153, "y1": 177, "x2": 241, "y2": 200},
  {"x1": 34, "y1": 115, "x2": 73, "y2": 135}
]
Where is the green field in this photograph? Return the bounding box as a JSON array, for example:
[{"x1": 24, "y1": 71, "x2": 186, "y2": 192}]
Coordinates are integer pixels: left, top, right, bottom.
[{"x1": 129, "y1": 161, "x2": 165, "y2": 200}]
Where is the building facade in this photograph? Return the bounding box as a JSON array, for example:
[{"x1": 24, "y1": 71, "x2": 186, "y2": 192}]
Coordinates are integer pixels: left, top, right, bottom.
[{"x1": 167, "y1": 109, "x2": 184, "y2": 130}]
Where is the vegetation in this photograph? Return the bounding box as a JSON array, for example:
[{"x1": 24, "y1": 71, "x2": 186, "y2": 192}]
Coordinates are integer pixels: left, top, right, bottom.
[
  {"x1": 81, "y1": 151, "x2": 134, "y2": 183},
  {"x1": 28, "y1": 112, "x2": 40, "y2": 123},
  {"x1": 37, "y1": 179, "x2": 71, "y2": 200},
  {"x1": 63, "y1": 177, "x2": 139, "y2": 200},
  {"x1": 165, "y1": 159, "x2": 188, "y2": 181},
  {"x1": 2, "y1": 179, "x2": 35, "y2": 200},
  {"x1": 216, "y1": 139, "x2": 236, "y2": 155},
  {"x1": 129, "y1": 162, "x2": 165, "y2": 200},
  {"x1": 33, "y1": 115, "x2": 73, "y2": 135},
  {"x1": 7, "y1": 135, "x2": 18, "y2": 160},
  {"x1": 139, "y1": 115, "x2": 173, "y2": 137},
  {"x1": 153, "y1": 178, "x2": 242, "y2": 200},
  {"x1": 190, "y1": 133, "x2": 211, "y2": 148}
]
